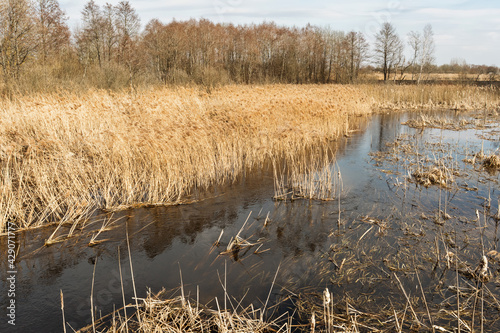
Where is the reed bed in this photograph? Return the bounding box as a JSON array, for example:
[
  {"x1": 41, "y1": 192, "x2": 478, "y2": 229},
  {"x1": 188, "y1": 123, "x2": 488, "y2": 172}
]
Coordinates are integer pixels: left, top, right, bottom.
[
  {"x1": 402, "y1": 114, "x2": 480, "y2": 130},
  {"x1": 0, "y1": 85, "x2": 370, "y2": 234},
  {"x1": 2, "y1": 83, "x2": 498, "y2": 235},
  {"x1": 273, "y1": 146, "x2": 342, "y2": 201},
  {"x1": 77, "y1": 289, "x2": 288, "y2": 333},
  {"x1": 363, "y1": 84, "x2": 500, "y2": 111}
]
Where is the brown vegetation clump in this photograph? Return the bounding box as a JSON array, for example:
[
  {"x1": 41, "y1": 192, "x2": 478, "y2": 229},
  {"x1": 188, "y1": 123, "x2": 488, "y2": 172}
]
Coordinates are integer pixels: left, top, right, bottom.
[
  {"x1": 464, "y1": 152, "x2": 500, "y2": 169},
  {"x1": 412, "y1": 167, "x2": 453, "y2": 187},
  {"x1": 483, "y1": 154, "x2": 500, "y2": 169},
  {"x1": 402, "y1": 114, "x2": 477, "y2": 130},
  {"x1": 0, "y1": 85, "x2": 370, "y2": 233}
]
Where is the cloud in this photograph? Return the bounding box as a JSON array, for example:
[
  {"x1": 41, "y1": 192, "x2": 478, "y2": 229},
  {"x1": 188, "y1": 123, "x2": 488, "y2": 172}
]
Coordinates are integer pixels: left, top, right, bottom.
[
  {"x1": 415, "y1": 7, "x2": 500, "y2": 21},
  {"x1": 58, "y1": 0, "x2": 500, "y2": 65},
  {"x1": 488, "y1": 31, "x2": 500, "y2": 41}
]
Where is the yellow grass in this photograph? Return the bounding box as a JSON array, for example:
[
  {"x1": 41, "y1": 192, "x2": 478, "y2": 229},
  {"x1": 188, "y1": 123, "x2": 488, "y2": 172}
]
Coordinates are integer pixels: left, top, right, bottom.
[
  {"x1": 367, "y1": 72, "x2": 497, "y2": 82},
  {"x1": 2, "y1": 83, "x2": 499, "y2": 234},
  {"x1": 362, "y1": 84, "x2": 500, "y2": 111},
  {"x1": 77, "y1": 289, "x2": 287, "y2": 333},
  {"x1": 0, "y1": 85, "x2": 371, "y2": 233}
]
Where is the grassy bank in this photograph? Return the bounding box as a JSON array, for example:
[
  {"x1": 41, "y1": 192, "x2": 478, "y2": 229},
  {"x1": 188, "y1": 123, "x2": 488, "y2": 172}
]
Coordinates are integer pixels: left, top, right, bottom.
[{"x1": 0, "y1": 85, "x2": 370, "y2": 234}]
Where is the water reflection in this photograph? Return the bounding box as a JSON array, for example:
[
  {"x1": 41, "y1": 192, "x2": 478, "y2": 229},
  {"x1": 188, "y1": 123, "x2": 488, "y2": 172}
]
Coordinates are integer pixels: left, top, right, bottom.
[{"x1": 2, "y1": 110, "x2": 500, "y2": 332}]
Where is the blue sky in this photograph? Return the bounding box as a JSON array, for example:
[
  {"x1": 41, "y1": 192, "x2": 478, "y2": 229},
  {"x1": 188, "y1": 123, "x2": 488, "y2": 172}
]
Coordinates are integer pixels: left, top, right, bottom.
[{"x1": 60, "y1": 0, "x2": 500, "y2": 66}]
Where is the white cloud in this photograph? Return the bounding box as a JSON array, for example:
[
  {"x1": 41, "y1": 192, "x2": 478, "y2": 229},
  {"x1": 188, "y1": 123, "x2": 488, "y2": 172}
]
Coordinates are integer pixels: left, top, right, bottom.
[{"x1": 58, "y1": 0, "x2": 500, "y2": 65}]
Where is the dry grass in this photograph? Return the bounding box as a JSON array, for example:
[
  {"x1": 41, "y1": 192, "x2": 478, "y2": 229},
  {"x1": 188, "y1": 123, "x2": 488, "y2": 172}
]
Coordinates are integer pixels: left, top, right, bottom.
[
  {"x1": 0, "y1": 85, "x2": 371, "y2": 234},
  {"x1": 2, "y1": 83, "x2": 498, "y2": 235},
  {"x1": 464, "y1": 152, "x2": 500, "y2": 169},
  {"x1": 367, "y1": 72, "x2": 498, "y2": 82},
  {"x1": 402, "y1": 114, "x2": 480, "y2": 130},
  {"x1": 482, "y1": 154, "x2": 500, "y2": 169},
  {"x1": 362, "y1": 84, "x2": 500, "y2": 111},
  {"x1": 77, "y1": 289, "x2": 289, "y2": 333},
  {"x1": 412, "y1": 166, "x2": 454, "y2": 188},
  {"x1": 273, "y1": 146, "x2": 342, "y2": 201}
]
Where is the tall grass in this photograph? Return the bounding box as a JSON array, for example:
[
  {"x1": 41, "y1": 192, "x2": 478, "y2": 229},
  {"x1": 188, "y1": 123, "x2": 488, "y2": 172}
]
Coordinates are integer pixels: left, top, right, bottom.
[
  {"x1": 363, "y1": 84, "x2": 500, "y2": 111},
  {"x1": 2, "y1": 83, "x2": 498, "y2": 234},
  {"x1": 0, "y1": 85, "x2": 370, "y2": 233}
]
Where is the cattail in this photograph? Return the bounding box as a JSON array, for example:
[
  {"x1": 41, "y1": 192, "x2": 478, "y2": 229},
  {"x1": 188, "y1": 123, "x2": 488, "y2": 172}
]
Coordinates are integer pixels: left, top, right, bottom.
[
  {"x1": 475, "y1": 255, "x2": 490, "y2": 282},
  {"x1": 323, "y1": 288, "x2": 331, "y2": 305}
]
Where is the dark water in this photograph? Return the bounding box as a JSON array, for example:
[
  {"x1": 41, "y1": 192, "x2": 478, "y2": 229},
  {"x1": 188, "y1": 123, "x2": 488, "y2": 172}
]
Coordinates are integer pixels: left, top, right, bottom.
[{"x1": 1, "y1": 111, "x2": 499, "y2": 332}]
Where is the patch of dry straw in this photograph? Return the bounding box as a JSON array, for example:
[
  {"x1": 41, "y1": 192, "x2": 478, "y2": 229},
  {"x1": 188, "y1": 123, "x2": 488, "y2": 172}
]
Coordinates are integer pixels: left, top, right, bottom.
[{"x1": 0, "y1": 85, "x2": 370, "y2": 233}]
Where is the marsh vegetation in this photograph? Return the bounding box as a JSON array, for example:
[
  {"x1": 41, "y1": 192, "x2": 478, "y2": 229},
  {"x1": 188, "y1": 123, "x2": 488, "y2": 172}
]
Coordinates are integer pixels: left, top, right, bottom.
[
  {"x1": 2, "y1": 1, "x2": 500, "y2": 331},
  {"x1": 3, "y1": 101, "x2": 500, "y2": 332}
]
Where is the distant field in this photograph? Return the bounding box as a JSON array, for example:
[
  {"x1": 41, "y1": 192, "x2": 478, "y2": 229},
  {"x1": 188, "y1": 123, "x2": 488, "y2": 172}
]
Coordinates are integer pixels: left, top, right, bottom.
[{"x1": 365, "y1": 72, "x2": 498, "y2": 82}]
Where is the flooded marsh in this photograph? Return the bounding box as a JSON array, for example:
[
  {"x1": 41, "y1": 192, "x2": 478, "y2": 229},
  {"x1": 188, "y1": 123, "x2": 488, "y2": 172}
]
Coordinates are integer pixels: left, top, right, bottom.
[{"x1": 2, "y1": 108, "x2": 500, "y2": 332}]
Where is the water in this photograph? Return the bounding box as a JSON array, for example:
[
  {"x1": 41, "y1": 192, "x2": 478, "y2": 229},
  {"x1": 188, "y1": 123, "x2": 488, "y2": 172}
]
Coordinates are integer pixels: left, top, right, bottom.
[{"x1": 1, "y1": 110, "x2": 499, "y2": 332}]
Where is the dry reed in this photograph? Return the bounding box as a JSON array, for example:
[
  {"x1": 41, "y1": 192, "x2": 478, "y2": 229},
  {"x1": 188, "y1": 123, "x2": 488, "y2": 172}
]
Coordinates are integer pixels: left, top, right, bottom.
[
  {"x1": 402, "y1": 114, "x2": 479, "y2": 130},
  {"x1": 482, "y1": 154, "x2": 500, "y2": 169},
  {"x1": 2, "y1": 83, "x2": 498, "y2": 235},
  {"x1": 362, "y1": 84, "x2": 500, "y2": 111},
  {"x1": 77, "y1": 289, "x2": 287, "y2": 333},
  {"x1": 0, "y1": 85, "x2": 370, "y2": 233}
]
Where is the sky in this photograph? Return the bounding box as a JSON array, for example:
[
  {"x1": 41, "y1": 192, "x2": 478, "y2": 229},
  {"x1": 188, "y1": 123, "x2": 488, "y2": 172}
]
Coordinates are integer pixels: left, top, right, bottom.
[{"x1": 59, "y1": 0, "x2": 500, "y2": 66}]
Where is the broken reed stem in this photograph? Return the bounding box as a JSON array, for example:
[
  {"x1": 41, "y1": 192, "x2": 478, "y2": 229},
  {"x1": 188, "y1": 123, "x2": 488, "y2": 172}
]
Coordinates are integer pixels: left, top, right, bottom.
[
  {"x1": 90, "y1": 256, "x2": 98, "y2": 333},
  {"x1": 393, "y1": 273, "x2": 422, "y2": 328},
  {"x1": 414, "y1": 265, "x2": 434, "y2": 332},
  {"x1": 481, "y1": 286, "x2": 484, "y2": 333},
  {"x1": 390, "y1": 299, "x2": 402, "y2": 333},
  {"x1": 224, "y1": 260, "x2": 227, "y2": 313},
  {"x1": 60, "y1": 290, "x2": 67, "y2": 333},
  {"x1": 118, "y1": 246, "x2": 129, "y2": 332},
  {"x1": 126, "y1": 227, "x2": 141, "y2": 326},
  {"x1": 262, "y1": 263, "x2": 281, "y2": 322},
  {"x1": 338, "y1": 165, "x2": 342, "y2": 226},
  {"x1": 455, "y1": 233, "x2": 460, "y2": 333}
]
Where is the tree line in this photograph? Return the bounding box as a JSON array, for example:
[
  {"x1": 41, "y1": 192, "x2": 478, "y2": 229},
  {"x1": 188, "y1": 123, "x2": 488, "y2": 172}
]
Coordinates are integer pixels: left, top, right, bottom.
[{"x1": 0, "y1": 0, "x2": 497, "y2": 92}]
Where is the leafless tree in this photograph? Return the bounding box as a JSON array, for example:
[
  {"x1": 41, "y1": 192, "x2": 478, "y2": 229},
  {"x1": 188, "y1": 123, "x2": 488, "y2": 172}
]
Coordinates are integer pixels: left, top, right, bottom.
[
  {"x1": 35, "y1": 0, "x2": 70, "y2": 65},
  {"x1": 374, "y1": 22, "x2": 403, "y2": 81},
  {"x1": 102, "y1": 3, "x2": 117, "y2": 63},
  {"x1": 77, "y1": 0, "x2": 104, "y2": 67},
  {"x1": 345, "y1": 31, "x2": 369, "y2": 82},
  {"x1": 417, "y1": 24, "x2": 435, "y2": 84},
  {"x1": 115, "y1": 1, "x2": 140, "y2": 62},
  {"x1": 0, "y1": 0, "x2": 37, "y2": 79},
  {"x1": 407, "y1": 30, "x2": 420, "y2": 80}
]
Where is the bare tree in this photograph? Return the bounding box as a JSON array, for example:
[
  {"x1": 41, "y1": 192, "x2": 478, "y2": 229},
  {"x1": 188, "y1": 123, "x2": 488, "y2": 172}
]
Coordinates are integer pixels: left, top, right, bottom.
[
  {"x1": 391, "y1": 42, "x2": 406, "y2": 81},
  {"x1": 417, "y1": 24, "x2": 435, "y2": 84},
  {"x1": 35, "y1": 0, "x2": 70, "y2": 65},
  {"x1": 374, "y1": 22, "x2": 403, "y2": 81},
  {"x1": 115, "y1": 1, "x2": 140, "y2": 62},
  {"x1": 102, "y1": 3, "x2": 117, "y2": 63},
  {"x1": 0, "y1": 0, "x2": 36, "y2": 79},
  {"x1": 407, "y1": 30, "x2": 421, "y2": 80},
  {"x1": 77, "y1": 0, "x2": 104, "y2": 67},
  {"x1": 114, "y1": 1, "x2": 140, "y2": 84},
  {"x1": 345, "y1": 31, "x2": 369, "y2": 83}
]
